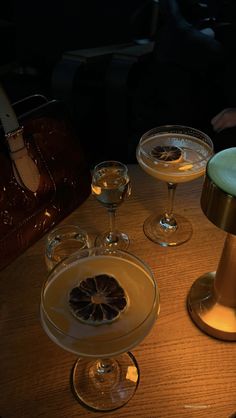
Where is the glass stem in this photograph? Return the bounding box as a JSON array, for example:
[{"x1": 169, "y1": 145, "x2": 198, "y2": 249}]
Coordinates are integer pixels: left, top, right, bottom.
[
  {"x1": 107, "y1": 208, "x2": 118, "y2": 243},
  {"x1": 96, "y1": 358, "x2": 115, "y2": 374},
  {"x1": 161, "y1": 183, "x2": 178, "y2": 229},
  {"x1": 93, "y1": 358, "x2": 119, "y2": 385}
]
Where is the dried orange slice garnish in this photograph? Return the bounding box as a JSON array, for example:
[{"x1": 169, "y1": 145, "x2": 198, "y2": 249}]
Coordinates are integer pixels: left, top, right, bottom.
[
  {"x1": 69, "y1": 274, "x2": 128, "y2": 325},
  {"x1": 151, "y1": 146, "x2": 182, "y2": 163}
]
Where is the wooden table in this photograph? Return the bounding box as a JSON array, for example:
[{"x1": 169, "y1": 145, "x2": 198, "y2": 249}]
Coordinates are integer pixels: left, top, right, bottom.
[{"x1": 1, "y1": 165, "x2": 235, "y2": 418}]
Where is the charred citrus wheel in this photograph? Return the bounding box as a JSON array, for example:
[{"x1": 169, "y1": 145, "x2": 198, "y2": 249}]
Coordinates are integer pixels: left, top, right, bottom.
[
  {"x1": 68, "y1": 274, "x2": 128, "y2": 325},
  {"x1": 151, "y1": 145, "x2": 182, "y2": 163}
]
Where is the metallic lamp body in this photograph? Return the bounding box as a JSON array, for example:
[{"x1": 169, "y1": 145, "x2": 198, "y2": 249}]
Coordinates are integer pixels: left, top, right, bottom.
[{"x1": 187, "y1": 156, "x2": 236, "y2": 341}]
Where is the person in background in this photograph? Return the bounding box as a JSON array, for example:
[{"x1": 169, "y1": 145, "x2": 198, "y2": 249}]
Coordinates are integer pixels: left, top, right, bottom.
[
  {"x1": 208, "y1": 1, "x2": 236, "y2": 151},
  {"x1": 211, "y1": 108, "x2": 236, "y2": 133},
  {"x1": 148, "y1": 0, "x2": 223, "y2": 128},
  {"x1": 210, "y1": 108, "x2": 236, "y2": 152}
]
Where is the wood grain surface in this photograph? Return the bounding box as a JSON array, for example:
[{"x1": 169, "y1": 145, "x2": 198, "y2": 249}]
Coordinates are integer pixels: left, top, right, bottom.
[{"x1": 1, "y1": 165, "x2": 235, "y2": 418}]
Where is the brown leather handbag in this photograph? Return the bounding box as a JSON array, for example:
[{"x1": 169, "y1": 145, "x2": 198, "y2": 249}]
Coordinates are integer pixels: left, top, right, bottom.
[{"x1": 0, "y1": 89, "x2": 91, "y2": 270}]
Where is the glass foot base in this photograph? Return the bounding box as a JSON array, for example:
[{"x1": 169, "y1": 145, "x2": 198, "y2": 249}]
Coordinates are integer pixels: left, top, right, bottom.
[
  {"x1": 143, "y1": 213, "x2": 192, "y2": 247},
  {"x1": 72, "y1": 352, "x2": 139, "y2": 411},
  {"x1": 95, "y1": 231, "x2": 129, "y2": 250},
  {"x1": 187, "y1": 272, "x2": 236, "y2": 341}
]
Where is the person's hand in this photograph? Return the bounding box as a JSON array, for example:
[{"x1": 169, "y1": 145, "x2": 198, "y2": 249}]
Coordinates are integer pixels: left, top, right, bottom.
[{"x1": 211, "y1": 108, "x2": 236, "y2": 132}]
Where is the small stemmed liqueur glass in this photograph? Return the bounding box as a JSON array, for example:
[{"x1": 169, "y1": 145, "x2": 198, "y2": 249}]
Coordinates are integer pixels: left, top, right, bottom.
[
  {"x1": 91, "y1": 161, "x2": 131, "y2": 250},
  {"x1": 137, "y1": 125, "x2": 213, "y2": 246},
  {"x1": 40, "y1": 247, "x2": 160, "y2": 411}
]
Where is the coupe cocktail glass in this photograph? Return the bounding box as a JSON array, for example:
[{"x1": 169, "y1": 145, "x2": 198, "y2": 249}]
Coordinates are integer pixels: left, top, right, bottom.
[
  {"x1": 136, "y1": 125, "x2": 213, "y2": 246},
  {"x1": 40, "y1": 247, "x2": 160, "y2": 411},
  {"x1": 91, "y1": 160, "x2": 131, "y2": 250}
]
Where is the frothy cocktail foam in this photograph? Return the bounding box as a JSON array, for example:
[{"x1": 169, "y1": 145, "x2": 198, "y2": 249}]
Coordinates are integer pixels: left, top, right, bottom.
[{"x1": 41, "y1": 255, "x2": 159, "y2": 357}]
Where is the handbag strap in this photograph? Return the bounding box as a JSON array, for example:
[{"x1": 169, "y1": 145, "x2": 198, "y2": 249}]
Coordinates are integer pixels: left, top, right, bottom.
[{"x1": 0, "y1": 84, "x2": 40, "y2": 192}]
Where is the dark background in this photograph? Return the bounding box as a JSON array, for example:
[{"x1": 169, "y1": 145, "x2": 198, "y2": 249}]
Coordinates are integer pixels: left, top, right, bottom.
[{"x1": 1, "y1": 0, "x2": 236, "y2": 165}]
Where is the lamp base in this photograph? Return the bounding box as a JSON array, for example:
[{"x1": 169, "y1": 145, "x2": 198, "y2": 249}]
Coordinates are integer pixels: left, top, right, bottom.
[{"x1": 187, "y1": 272, "x2": 236, "y2": 341}]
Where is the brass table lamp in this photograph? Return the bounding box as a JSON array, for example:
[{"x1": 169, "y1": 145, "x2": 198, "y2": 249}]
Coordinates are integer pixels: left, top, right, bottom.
[{"x1": 187, "y1": 148, "x2": 236, "y2": 341}]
